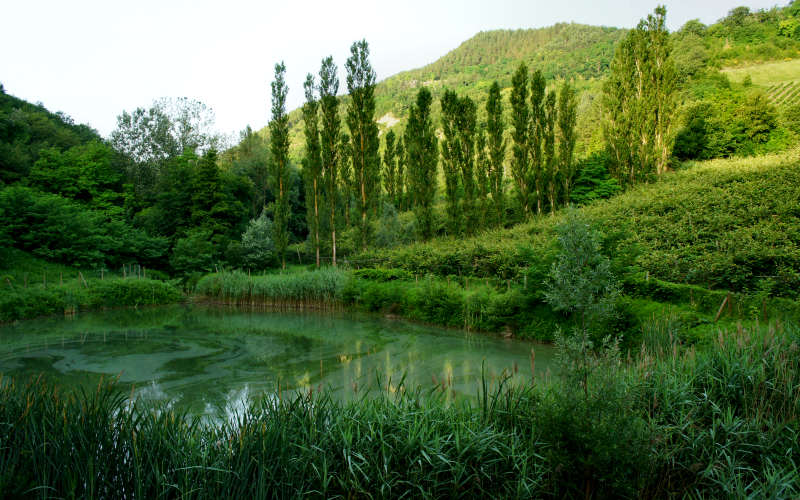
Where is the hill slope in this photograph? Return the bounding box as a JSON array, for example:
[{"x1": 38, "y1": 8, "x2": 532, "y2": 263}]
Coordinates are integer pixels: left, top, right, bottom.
[
  {"x1": 356, "y1": 148, "x2": 800, "y2": 299},
  {"x1": 282, "y1": 23, "x2": 626, "y2": 160},
  {"x1": 276, "y1": 3, "x2": 800, "y2": 161},
  {"x1": 0, "y1": 87, "x2": 102, "y2": 184}
]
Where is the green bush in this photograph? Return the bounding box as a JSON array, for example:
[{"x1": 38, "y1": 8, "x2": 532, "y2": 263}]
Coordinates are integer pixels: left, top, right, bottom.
[{"x1": 351, "y1": 267, "x2": 413, "y2": 282}]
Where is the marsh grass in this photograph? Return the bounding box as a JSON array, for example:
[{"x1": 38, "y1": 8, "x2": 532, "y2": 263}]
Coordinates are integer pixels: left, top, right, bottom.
[
  {"x1": 195, "y1": 268, "x2": 347, "y2": 309},
  {"x1": 2, "y1": 321, "x2": 798, "y2": 498}
]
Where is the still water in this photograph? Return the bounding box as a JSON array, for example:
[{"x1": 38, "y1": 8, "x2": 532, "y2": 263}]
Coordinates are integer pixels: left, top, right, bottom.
[{"x1": 0, "y1": 305, "x2": 555, "y2": 416}]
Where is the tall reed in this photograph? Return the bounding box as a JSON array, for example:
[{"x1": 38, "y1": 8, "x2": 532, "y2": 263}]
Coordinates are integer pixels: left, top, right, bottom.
[
  {"x1": 196, "y1": 268, "x2": 347, "y2": 309},
  {"x1": 2, "y1": 321, "x2": 798, "y2": 498}
]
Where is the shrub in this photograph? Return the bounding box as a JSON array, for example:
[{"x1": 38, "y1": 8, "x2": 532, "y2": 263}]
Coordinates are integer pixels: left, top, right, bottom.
[{"x1": 241, "y1": 211, "x2": 276, "y2": 269}]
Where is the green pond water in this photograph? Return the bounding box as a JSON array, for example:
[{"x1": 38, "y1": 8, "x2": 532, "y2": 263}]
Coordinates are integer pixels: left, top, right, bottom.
[{"x1": 0, "y1": 305, "x2": 555, "y2": 416}]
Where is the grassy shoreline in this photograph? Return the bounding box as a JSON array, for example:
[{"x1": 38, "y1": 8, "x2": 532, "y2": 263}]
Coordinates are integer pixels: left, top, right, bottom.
[
  {"x1": 2, "y1": 320, "x2": 797, "y2": 498},
  {"x1": 195, "y1": 267, "x2": 800, "y2": 346},
  {"x1": 0, "y1": 276, "x2": 183, "y2": 323}
]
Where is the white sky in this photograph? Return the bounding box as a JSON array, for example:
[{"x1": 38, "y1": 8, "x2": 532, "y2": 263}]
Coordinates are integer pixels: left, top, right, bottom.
[{"x1": 0, "y1": 0, "x2": 787, "y2": 138}]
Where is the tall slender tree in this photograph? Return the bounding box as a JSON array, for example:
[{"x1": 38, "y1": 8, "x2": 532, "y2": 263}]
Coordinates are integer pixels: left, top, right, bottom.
[
  {"x1": 339, "y1": 132, "x2": 353, "y2": 227},
  {"x1": 486, "y1": 81, "x2": 506, "y2": 226},
  {"x1": 459, "y1": 97, "x2": 478, "y2": 234},
  {"x1": 603, "y1": 6, "x2": 677, "y2": 186},
  {"x1": 440, "y1": 90, "x2": 463, "y2": 235},
  {"x1": 345, "y1": 40, "x2": 380, "y2": 252},
  {"x1": 395, "y1": 136, "x2": 406, "y2": 209},
  {"x1": 510, "y1": 63, "x2": 531, "y2": 217},
  {"x1": 475, "y1": 126, "x2": 490, "y2": 227},
  {"x1": 543, "y1": 90, "x2": 558, "y2": 214},
  {"x1": 302, "y1": 74, "x2": 322, "y2": 268},
  {"x1": 404, "y1": 88, "x2": 438, "y2": 240},
  {"x1": 319, "y1": 56, "x2": 341, "y2": 266},
  {"x1": 557, "y1": 81, "x2": 578, "y2": 205},
  {"x1": 382, "y1": 130, "x2": 398, "y2": 205},
  {"x1": 529, "y1": 69, "x2": 547, "y2": 215},
  {"x1": 269, "y1": 62, "x2": 290, "y2": 269}
]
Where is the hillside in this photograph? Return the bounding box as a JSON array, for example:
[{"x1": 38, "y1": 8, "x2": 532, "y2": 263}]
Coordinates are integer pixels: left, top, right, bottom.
[
  {"x1": 275, "y1": 3, "x2": 800, "y2": 162},
  {"x1": 356, "y1": 148, "x2": 800, "y2": 299},
  {"x1": 0, "y1": 87, "x2": 102, "y2": 184},
  {"x1": 283, "y1": 23, "x2": 624, "y2": 161}
]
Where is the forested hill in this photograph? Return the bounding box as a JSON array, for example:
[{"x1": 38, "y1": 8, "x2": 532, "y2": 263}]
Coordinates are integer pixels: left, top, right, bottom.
[
  {"x1": 0, "y1": 86, "x2": 102, "y2": 184},
  {"x1": 374, "y1": 24, "x2": 624, "y2": 114},
  {"x1": 279, "y1": 3, "x2": 800, "y2": 160},
  {"x1": 285, "y1": 23, "x2": 626, "y2": 159}
]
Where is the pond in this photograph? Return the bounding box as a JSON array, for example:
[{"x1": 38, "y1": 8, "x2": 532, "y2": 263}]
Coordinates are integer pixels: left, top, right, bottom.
[{"x1": 0, "y1": 305, "x2": 556, "y2": 416}]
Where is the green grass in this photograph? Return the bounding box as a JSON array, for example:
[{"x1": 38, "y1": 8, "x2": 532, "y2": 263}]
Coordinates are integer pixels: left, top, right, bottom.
[
  {"x1": 0, "y1": 250, "x2": 182, "y2": 322},
  {"x1": 357, "y1": 149, "x2": 800, "y2": 300},
  {"x1": 1, "y1": 320, "x2": 797, "y2": 498},
  {"x1": 722, "y1": 58, "x2": 800, "y2": 87}
]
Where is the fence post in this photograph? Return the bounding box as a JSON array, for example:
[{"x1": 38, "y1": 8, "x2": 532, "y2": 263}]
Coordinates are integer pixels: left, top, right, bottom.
[{"x1": 714, "y1": 294, "x2": 729, "y2": 322}]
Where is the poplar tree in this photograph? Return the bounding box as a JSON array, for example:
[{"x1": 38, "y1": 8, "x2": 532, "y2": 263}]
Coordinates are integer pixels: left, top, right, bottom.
[
  {"x1": 486, "y1": 81, "x2": 506, "y2": 226},
  {"x1": 440, "y1": 90, "x2": 463, "y2": 235},
  {"x1": 440, "y1": 91, "x2": 478, "y2": 235},
  {"x1": 404, "y1": 88, "x2": 438, "y2": 240},
  {"x1": 603, "y1": 6, "x2": 677, "y2": 186},
  {"x1": 557, "y1": 81, "x2": 578, "y2": 205},
  {"x1": 395, "y1": 137, "x2": 406, "y2": 209},
  {"x1": 302, "y1": 74, "x2": 322, "y2": 268},
  {"x1": 269, "y1": 62, "x2": 290, "y2": 269},
  {"x1": 382, "y1": 130, "x2": 398, "y2": 205},
  {"x1": 339, "y1": 132, "x2": 353, "y2": 227},
  {"x1": 319, "y1": 56, "x2": 340, "y2": 266},
  {"x1": 529, "y1": 70, "x2": 547, "y2": 215},
  {"x1": 543, "y1": 90, "x2": 558, "y2": 214},
  {"x1": 510, "y1": 63, "x2": 531, "y2": 217},
  {"x1": 345, "y1": 39, "x2": 380, "y2": 252},
  {"x1": 459, "y1": 97, "x2": 478, "y2": 234},
  {"x1": 475, "y1": 127, "x2": 490, "y2": 227}
]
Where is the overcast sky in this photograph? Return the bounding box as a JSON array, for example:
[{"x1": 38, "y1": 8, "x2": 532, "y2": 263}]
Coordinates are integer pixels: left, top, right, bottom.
[{"x1": 0, "y1": 0, "x2": 787, "y2": 138}]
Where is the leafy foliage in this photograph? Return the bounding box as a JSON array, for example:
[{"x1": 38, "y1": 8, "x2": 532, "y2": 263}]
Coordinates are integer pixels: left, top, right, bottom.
[
  {"x1": 0, "y1": 185, "x2": 167, "y2": 268},
  {"x1": 358, "y1": 149, "x2": 800, "y2": 298},
  {"x1": 241, "y1": 211, "x2": 276, "y2": 269},
  {"x1": 404, "y1": 88, "x2": 438, "y2": 240},
  {"x1": 270, "y1": 62, "x2": 291, "y2": 268},
  {"x1": 0, "y1": 90, "x2": 100, "y2": 184}
]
